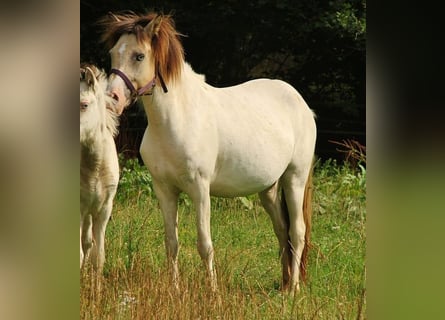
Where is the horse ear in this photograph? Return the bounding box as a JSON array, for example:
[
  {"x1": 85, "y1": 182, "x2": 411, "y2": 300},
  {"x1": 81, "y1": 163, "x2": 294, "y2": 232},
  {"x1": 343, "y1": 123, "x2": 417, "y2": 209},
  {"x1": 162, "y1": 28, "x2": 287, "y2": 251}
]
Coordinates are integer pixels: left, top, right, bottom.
[
  {"x1": 144, "y1": 15, "x2": 163, "y2": 37},
  {"x1": 85, "y1": 67, "x2": 97, "y2": 89}
]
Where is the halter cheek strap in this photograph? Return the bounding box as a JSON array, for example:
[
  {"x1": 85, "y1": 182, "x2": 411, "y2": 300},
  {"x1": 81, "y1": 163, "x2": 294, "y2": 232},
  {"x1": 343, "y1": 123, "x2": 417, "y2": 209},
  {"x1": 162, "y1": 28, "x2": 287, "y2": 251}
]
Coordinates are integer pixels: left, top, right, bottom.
[
  {"x1": 110, "y1": 68, "x2": 168, "y2": 97},
  {"x1": 157, "y1": 71, "x2": 168, "y2": 93}
]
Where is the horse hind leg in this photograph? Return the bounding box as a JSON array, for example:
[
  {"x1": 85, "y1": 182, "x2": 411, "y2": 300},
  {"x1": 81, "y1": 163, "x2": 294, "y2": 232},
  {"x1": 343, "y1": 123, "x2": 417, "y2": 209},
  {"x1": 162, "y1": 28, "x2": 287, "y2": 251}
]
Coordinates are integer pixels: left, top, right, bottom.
[
  {"x1": 281, "y1": 171, "x2": 311, "y2": 293},
  {"x1": 259, "y1": 182, "x2": 292, "y2": 291}
]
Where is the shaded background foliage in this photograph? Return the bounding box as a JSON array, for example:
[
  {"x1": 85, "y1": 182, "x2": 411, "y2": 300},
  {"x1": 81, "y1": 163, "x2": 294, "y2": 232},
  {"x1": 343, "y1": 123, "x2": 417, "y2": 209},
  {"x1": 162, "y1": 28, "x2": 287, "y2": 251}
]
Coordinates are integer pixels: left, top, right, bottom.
[{"x1": 81, "y1": 0, "x2": 365, "y2": 160}]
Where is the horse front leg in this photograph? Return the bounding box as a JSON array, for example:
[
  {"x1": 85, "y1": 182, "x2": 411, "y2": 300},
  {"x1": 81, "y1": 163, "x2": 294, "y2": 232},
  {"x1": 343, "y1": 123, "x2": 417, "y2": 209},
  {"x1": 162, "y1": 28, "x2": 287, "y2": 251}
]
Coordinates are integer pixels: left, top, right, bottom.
[
  {"x1": 91, "y1": 195, "x2": 114, "y2": 273},
  {"x1": 153, "y1": 180, "x2": 180, "y2": 289},
  {"x1": 81, "y1": 213, "x2": 93, "y2": 267},
  {"x1": 189, "y1": 180, "x2": 216, "y2": 291},
  {"x1": 80, "y1": 217, "x2": 84, "y2": 268}
]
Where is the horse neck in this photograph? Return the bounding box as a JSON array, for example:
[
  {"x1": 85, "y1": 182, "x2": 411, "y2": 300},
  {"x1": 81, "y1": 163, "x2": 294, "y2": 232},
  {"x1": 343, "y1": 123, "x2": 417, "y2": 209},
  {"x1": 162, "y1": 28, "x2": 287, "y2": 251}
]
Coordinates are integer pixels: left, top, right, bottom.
[
  {"x1": 81, "y1": 140, "x2": 102, "y2": 170},
  {"x1": 80, "y1": 121, "x2": 105, "y2": 167},
  {"x1": 80, "y1": 104, "x2": 105, "y2": 143},
  {"x1": 80, "y1": 86, "x2": 110, "y2": 152},
  {"x1": 142, "y1": 63, "x2": 204, "y2": 129},
  {"x1": 80, "y1": 117, "x2": 112, "y2": 184}
]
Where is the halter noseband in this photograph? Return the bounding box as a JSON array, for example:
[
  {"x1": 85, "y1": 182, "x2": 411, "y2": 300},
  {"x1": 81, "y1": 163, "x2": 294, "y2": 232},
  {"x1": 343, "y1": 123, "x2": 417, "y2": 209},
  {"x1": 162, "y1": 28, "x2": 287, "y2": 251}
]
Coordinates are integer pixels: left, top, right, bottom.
[{"x1": 110, "y1": 68, "x2": 168, "y2": 99}]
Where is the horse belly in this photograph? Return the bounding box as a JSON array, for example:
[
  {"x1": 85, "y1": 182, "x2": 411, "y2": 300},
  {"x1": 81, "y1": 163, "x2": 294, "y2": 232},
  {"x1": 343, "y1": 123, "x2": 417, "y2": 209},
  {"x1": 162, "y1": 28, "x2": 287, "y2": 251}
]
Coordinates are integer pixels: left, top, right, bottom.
[
  {"x1": 209, "y1": 103, "x2": 295, "y2": 197},
  {"x1": 210, "y1": 178, "x2": 274, "y2": 197},
  {"x1": 209, "y1": 150, "x2": 290, "y2": 197}
]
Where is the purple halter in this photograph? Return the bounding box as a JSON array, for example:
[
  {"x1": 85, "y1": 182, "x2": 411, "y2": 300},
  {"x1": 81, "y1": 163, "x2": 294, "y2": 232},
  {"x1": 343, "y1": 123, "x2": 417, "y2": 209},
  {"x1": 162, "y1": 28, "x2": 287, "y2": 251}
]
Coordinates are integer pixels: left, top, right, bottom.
[{"x1": 110, "y1": 68, "x2": 168, "y2": 98}]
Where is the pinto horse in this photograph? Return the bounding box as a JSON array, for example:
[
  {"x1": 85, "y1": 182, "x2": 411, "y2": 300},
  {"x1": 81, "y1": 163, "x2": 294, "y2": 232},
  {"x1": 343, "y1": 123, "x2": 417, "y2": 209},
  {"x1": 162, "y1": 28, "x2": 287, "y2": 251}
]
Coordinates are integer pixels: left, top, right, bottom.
[
  {"x1": 100, "y1": 12, "x2": 316, "y2": 293},
  {"x1": 80, "y1": 64, "x2": 119, "y2": 272}
]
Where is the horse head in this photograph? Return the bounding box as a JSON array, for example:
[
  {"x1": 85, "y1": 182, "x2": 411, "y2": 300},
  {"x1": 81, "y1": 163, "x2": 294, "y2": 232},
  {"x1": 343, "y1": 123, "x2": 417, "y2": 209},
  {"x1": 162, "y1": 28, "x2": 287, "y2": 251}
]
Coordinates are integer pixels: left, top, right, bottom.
[
  {"x1": 80, "y1": 64, "x2": 109, "y2": 142},
  {"x1": 80, "y1": 65, "x2": 98, "y2": 111},
  {"x1": 100, "y1": 12, "x2": 184, "y2": 114}
]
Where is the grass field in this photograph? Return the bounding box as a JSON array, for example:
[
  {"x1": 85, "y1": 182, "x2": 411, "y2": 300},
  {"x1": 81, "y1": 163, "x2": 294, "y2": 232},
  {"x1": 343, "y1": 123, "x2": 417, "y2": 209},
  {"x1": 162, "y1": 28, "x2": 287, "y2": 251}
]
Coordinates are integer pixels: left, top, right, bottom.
[{"x1": 80, "y1": 158, "x2": 366, "y2": 319}]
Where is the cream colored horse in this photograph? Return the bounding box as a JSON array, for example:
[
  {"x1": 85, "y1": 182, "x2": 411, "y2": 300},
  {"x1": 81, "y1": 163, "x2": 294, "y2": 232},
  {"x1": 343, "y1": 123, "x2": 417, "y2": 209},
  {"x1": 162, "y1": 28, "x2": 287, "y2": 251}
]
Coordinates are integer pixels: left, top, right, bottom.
[
  {"x1": 80, "y1": 64, "x2": 119, "y2": 272},
  {"x1": 100, "y1": 12, "x2": 316, "y2": 293}
]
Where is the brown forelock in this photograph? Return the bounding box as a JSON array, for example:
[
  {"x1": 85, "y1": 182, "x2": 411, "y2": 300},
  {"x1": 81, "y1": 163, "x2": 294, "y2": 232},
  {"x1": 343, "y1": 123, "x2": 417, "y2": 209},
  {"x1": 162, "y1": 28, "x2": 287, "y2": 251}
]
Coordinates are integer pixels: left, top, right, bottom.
[{"x1": 99, "y1": 12, "x2": 184, "y2": 84}]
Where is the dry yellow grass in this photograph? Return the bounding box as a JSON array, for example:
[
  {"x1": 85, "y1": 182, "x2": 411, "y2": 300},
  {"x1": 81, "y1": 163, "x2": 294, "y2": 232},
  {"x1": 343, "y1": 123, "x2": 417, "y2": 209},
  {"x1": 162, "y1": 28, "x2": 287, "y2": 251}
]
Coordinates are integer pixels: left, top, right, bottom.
[{"x1": 81, "y1": 160, "x2": 366, "y2": 319}]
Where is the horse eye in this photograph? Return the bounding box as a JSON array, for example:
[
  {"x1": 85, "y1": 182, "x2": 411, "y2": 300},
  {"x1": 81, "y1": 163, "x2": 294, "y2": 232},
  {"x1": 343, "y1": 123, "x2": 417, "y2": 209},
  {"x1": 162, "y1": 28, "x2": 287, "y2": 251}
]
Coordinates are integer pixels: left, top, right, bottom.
[
  {"x1": 136, "y1": 54, "x2": 145, "y2": 61},
  {"x1": 80, "y1": 102, "x2": 89, "y2": 110}
]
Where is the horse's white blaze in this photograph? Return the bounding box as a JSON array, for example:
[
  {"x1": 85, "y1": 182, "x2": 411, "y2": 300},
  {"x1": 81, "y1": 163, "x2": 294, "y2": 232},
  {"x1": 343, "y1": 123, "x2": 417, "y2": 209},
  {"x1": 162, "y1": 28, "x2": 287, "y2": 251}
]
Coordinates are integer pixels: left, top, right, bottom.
[{"x1": 118, "y1": 42, "x2": 127, "y2": 55}]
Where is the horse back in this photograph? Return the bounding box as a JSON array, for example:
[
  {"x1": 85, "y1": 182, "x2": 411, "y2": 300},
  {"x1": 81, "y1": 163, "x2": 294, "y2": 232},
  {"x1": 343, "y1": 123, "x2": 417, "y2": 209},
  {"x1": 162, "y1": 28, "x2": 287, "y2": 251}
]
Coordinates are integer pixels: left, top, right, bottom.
[{"x1": 207, "y1": 79, "x2": 315, "y2": 196}]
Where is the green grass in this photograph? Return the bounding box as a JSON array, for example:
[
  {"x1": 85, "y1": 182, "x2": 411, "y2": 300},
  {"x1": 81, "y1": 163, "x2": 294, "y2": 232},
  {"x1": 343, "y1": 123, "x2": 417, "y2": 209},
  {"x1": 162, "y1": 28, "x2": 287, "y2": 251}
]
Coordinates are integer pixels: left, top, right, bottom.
[{"x1": 80, "y1": 158, "x2": 366, "y2": 319}]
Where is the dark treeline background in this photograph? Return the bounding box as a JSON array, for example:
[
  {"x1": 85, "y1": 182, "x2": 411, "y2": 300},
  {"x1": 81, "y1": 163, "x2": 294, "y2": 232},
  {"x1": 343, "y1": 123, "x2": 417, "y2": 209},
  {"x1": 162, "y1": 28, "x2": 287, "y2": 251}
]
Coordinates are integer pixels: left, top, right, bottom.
[{"x1": 81, "y1": 0, "x2": 365, "y2": 161}]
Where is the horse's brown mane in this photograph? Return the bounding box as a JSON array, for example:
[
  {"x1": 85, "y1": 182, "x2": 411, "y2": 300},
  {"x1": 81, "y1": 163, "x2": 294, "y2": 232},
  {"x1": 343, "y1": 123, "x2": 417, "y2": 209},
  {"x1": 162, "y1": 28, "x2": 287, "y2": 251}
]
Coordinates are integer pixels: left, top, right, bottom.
[{"x1": 98, "y1": 11, "x2": 184, "y2": 84}]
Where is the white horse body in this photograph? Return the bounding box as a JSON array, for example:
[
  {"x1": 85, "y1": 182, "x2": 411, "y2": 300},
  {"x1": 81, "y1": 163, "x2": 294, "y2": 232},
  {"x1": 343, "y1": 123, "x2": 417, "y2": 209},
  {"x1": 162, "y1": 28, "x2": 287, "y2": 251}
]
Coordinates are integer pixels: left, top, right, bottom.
[
  {"x1": 80, "y1": 65, "x2": 119, "y2": 271},
  {"x1": 140, "y1": 64, "x2": 315, "y2": 198},
  {"x1": 102, "y1": 13, "x2": 316, "y2": 293}
]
